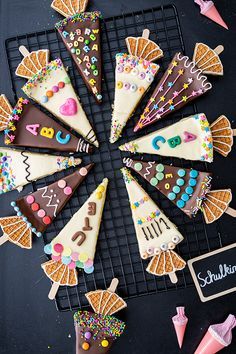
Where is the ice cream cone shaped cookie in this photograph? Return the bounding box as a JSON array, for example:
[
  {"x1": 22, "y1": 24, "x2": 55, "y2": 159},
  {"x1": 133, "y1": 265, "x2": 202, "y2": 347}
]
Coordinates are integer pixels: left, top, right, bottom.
[
  {"x1": 134, "y1": 43, "x2": 224, "y2": 132},
  {"x1": 74, "y1": 278, "x2": 126, "y2": 354},
  {"x1": 41, "y1": 178, "x2": 108, "y2": 299},
  {"x1": 172, "y1": 307, "x2": 188, "y2": 349},
  {"x1": 51, "y1": 0, "x2": 88, "y2": 17},
  {"x1": 121, "y1": 167, "x2": 185, "y2": 283},
  {"x1": 2, "y1": 96, "x2": 93, "y2": 153},
  {"x1": 0, "y1": 164, "x2": 93, "y2": 249},
  {"x1": 16, "y1": 46, "x2": 98, "y2": 147},
  {"x1": 86, "y1": 278, "x2": 127, "y2": 316},
  {"x1": 120, "y1": 113, "x2": 235, "y2": 162},
  {"x1": 110, "y1": 29, "x2": 162, "y2": 143},
  {"x1": 0, "y1": 147, "x2": 81, "y2": 194},
  {"x1": 0, "y1": 94, "x2": 13, "y2": 131}
]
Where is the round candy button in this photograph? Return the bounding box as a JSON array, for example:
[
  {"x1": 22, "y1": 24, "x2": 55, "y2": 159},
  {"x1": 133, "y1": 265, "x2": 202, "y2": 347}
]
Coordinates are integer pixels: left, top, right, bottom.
[
  {"x1": 68, "y1": 261, "x2": 76, "y2": 269},
  {"x1": 131, "y1": 68, "x2": 139, "y2": 75},
  {"x1": 38, "y1": 209, "x2": 46, "y2": 218},
  {"x1": 96, "y1": 192, "x2": 102, "y2": 200},
  {"x1": 173, "y1": 186, "x2": 180, "y2": 194},
  {"x1": 71, "y1": 48, "x2": 76, "y2": 54},
  {"x1": 101, "y1": 340, "x2": 109, "y2": 348},
  {"x1": 85, "y1": 39, "x2": 90, "y2": 45},
  {"x1": 84, "y1": 331, "x2": 92, "y2": 340},
  {"x1": 117, "y1": 65, "x2": 124, "y2": 73},
  {"x1": 58, "y1": 81, "x2": 65, "y2": 89},
  {"x1": 82, "y1": 342, "x2": 90, "y2": 351},
  {"x1": 189, "y1": 178, "x2": 197, "y2": 187},
  {"x1": 186, "y1": 186, "x2": 193, "y2": 195},
  {"x1": 58, "y1": 179, "x2": 66, "y2": 188},
  {"x1": 190, "y1": 170, "x2": 198, "y2": 178},
  {"x1": 71, "y1": 252, "x2": 79, "y2": 261},
  {"x1": 138, "y1": 72, "x2": 146, "y2": 80},
  {"x1": 181, "y1": 193, "x2": 189, "y2": 202},
  {"x1": 146, "y1": 74, "x2": 154, "y2": 83},
  {"x1": 43, "y1": 216, "x2": 52, "y2": 225},
  {"x1": 31, "y1": 203, "x2": 39, "y2": 212},
  {"x1": 26, "y1": 195, "x2": 35, "y2": 204},
  {"x1": 64, "y1": 186, "x2": 72, "y2": 195},
  {"x1": 62, "y1": 256, "x2": 71, "y2": 265},
  {"x1": 177, "y1": 199, "x2": 185, "y2": 208},
  {"x1": 44, "y1": 244, "x2": 52, "y2": 255},
  {"x1": 172, "y1": 235, "x2": 180, "y2": 244},
  {"x1": 85, "y1": 259, "x2": 93, "y2": 268},
  {"x1": 79, "y1": 167, "x2": 88, "y2": 176},
  {"x1": 124, "y1": 82, "x2": 130, "y2": 90},
  {"x1": 156, "y1": 163, "x2": 164, "y2": 172},
  {"x1": 117, "y1": 81, "x2": 123, "y2": 89},
  {"x1": 124, "y1": 65, "x2": 131, "y2": 73},
  {"x1": 168, "y1": 192, "x2": 176, "y2": 201},
  {"x1": 41, "y1": 96, "x2": 48, "y2": 103},
  {"x1": 97, "y1": 185, "x2": 105, "y2": 193},
  {"x1": 138, "y1": 87, "x2": 145, "y2": 94},
  {"x1": 64, "y1": 77, "x2": 70, "y2": 84},
  {"x1": 150, "y1": 177, "x2": 158, "y2": 186},
  {"x1": 79, "y1": 253, "x2": 88, "y2": 263},
  {"x1": 52, "y1": 85, "x2": 59, "y2": 93},
  {"x1": 134, "y1": 163, "x2": 142, "y2": 171},
  {"x1": 160, "y1": 243, "x2": 168, "y2": 251},
  {"x1": 156, "y1": 172, "x2": 164, "y2": 181},
  {"x1": 130, "y1": 84, "x2": 137, "y2": 92},
  {"x1": 178, "y1": 169, "x2": 186, "y2": 177},
  {"x1": 84, "y1": 266, "x2": 94, "y2": 274},
  {"x1": 62, "y1": 247, "x2": 72, "y2": 257},
  {"x1": 46, "y1": 90, "x2": 53, "y2": 98},
  {"x1": 54, "y1": 243, "x2": 64, "y2": 254},
  {"x1": 177, "y1": 178, "x2": 185, "y2": 187}
]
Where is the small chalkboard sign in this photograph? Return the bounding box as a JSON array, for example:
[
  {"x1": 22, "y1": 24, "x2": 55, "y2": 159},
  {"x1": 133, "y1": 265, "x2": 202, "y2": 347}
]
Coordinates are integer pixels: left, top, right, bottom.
[{"x1": 188, "y1": 243, "x2": 236, "y2": 302}]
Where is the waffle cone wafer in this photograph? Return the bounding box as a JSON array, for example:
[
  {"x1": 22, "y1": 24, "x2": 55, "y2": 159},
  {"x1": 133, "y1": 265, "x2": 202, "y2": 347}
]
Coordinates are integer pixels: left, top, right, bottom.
[
  {"x1": 15, "y1": 48, "x2": 49, "y2": 79},
  {"x1": 126, "y1": 29, "x2": 163, "y2": 62},
  {"x1": 146, "y1": 250, "x2": 186, "y2": 283},
  {"x1": 0, "y1": 216, "x2": 32, "y2": 249},
  {"x1": 202, "y1": 189, "x2": 232, "y2": 224},
  {"x1": 85, "y1": 278, "x2": 127, "y2": 316},
  {"x1": 210, "y1": 115, "x2": 234, "y2": 157},
  {"x1": 193, "y1": 43, "x2": 224, "y2": 76},
  {"x1": 0, "y1": 94, "x2": 12, "y2": 131},
  {"x1": 51, "y1": 0, "x2": 74, "y2": 17}
]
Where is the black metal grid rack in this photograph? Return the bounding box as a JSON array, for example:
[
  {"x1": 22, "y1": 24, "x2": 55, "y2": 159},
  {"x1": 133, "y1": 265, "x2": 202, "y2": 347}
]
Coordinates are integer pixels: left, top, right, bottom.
[{"x1": 5, "y1": 4, "x2": 223, "y2": 312}]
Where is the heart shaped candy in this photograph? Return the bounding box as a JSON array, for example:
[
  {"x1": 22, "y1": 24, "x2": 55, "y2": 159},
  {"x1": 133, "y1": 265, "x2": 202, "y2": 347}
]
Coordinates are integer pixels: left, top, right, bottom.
[{"x1": 59, "y1": 98, "x2": 78, "y2": 116}]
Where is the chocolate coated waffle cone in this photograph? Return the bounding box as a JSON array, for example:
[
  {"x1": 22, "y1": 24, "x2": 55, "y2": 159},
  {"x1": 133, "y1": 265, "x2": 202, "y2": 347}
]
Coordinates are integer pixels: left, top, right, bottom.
[
  {"x1": 146, "y1": 250, "x2": 186, "y2": 276},
  {"x1": 193, "y1": 43, "x2": 223, "y2": 76},
  {"x1": 0, "y1": 216, "x2": 32, "y2": 249},
  {"x1": 0, "y1": 94, "x2": 12, "y2": 131},
  {"x1": 210, "y1": 115, "x2": 233, "y2": 157},
  {"x1": 41, "y1": 259, "x2": 78, "y2": 286},
  {"x1": 202, "y1": 189, "x2": 232, "y2": 224}
]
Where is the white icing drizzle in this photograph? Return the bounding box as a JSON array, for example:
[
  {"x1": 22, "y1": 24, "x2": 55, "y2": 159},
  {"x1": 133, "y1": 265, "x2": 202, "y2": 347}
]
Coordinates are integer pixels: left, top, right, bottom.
[
  {"x1": 76, "y1": 138, "x2": 89, "y2": 153},
  {"x1": 123, "y1": 157, "x2": 132, "y2": 167},
  {"x1": 38, "y1": 186, "x2": 59, "y2": 217},
  {"x1": 144, "y1": 161, "x2": 155, "y2": 179}
]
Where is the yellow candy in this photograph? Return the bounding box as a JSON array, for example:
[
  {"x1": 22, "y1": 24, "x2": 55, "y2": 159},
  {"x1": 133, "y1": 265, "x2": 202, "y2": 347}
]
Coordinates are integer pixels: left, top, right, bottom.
[
  {"x1": 95, "y1": 192, "x2": 102, "y2": 200},
  {"x1": 79, "y1": 253, "x2": 88, "y2": 263},
  {"x1": 62, "y1": 247, "x2": 72, "y2": 257},
  {"x1": 97, "y1": 185, "x2": 105, "y2": 193},
  {"x1": 117, "y1": 81, "x2": 123, "y2": 89},
  {"x1": 101, "y1": 340, "x2": 109, "y2": 348}
]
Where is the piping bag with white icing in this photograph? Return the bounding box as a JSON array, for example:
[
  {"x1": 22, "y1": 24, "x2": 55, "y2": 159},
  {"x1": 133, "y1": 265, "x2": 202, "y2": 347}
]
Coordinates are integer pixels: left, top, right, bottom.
[
  {"x1": 110, "y1": 29, "x2": 162, "y2": 143},
  {"x1": 16, "y1": 46, "x2": 99, "y2": 147},
  {"x1": 134, "y1": 43, "x2": 224, "y2": 132},
  {"x1": 0, "y1": 147, "x2": 81, "y2": 194},
  {"x1": 41, "y1": 178, "x2": 108, "y2": 300},
  {"x1": 123, "y1": 158, "x2": 236, "y2": 224},
  {"x1": 121, "y1": 167, "x2": 186, "y2": 284},
  {"x1": 0, "y1": 164, "x2": 93, "y2": 249},
  {"x1": 120, "y1": 114, "x2": 235, "y2": 163}
]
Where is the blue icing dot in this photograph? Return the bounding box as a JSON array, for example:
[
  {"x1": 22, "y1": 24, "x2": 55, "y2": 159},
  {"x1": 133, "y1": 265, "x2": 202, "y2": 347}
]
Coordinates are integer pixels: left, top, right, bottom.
[
  {"x1": 173, "y1": 186, "x2": 180, "y2": 194},
  {"x1": 190, "y1": 170, "x2": 198, "y2": 178},
  {"x1": 44, "y1": 244, "x2": 52, "y2": 255},
  {"x1": 186, "y1": 186, "x2": 193, "y2": 195},
  {"x1": 31, "y1": 228, "x2": 36, "y2": 233},
  {"x1": 41, "y1": 96, "x2": 48, "y2": 104},
  {"x1": 178, "y1": 169, "x2": 186, "y2": 177},
  {"x1": 168, "y1": 192, "x2": 176, "y2": 201},
  {"x1": 11, "y1": 201, "x2": 16, "y2": 207},
  {"x1": 208, "y1": 143, "x2": 213, "y2": 148},
  {"x1": 17, "y1": 211, "x2": 22, "y2": 217},
  {"x1": 62, "y1": 256, "x2": 71, "y2": 265},
  {"x1": 177, "y1": 178, "x2": 185, "y2": 186},
  {"x1": 36, "y1": 232, "x2": 42, "y2": 237},
  {"x1": 189, "y1": 178, "x2": 197, "y2": 187},
  {"x1": 84, "y1": 266, "x2": 94, "y2": 274},
  {"x1": 181, "y1": 193, "x2": 190, "y2": 201},
  {"x1": 177, "y1": 199, "x2": 185, "y2": 208}
]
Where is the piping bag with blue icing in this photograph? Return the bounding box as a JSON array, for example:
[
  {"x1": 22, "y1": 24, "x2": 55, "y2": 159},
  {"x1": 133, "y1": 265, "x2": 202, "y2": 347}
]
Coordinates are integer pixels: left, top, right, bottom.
[
  {"x1": 121, "y1": 167, "x2": 186, "y2": 284},
  {"x1": 134, "y1": 43, "x2": 224, "y2": 132},
  {"x1": 0, "y1": 164, "x2": 93, "y2": 249},
  {"x1": 15, "y1": 46, "x2": 99, "y2": 147}
]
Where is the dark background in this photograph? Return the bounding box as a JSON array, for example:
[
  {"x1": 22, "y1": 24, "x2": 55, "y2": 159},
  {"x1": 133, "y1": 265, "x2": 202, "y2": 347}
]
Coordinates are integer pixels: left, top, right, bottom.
[{"x1": 0, "y1": 0, "x2": 236, "y2": 353}]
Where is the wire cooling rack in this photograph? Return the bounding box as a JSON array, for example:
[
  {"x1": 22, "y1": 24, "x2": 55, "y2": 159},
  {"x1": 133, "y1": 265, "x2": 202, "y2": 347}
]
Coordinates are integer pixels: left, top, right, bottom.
[{"x1": 5, "y1": 4, "x2": 224, "y2": 311}]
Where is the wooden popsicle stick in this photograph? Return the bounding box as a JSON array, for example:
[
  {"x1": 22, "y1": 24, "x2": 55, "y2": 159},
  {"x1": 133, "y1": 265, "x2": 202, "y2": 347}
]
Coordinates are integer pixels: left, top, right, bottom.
[
  {"x1": 48, "y1": 282, "x2": 60, "y2": 300},
  {"x1": 107, "y1": 278, "x2": 119, "y2": 293},
  {"x1": 142, "y1": 29, "x2": 150, "y2": 39},
  {"x1": 0, "y1": 234, "x2": 8, "y2": 246},
  {"x1": 214, "y1": 45, "x2": 224, "y2": 55},
  {"x1": 232, "y1": 129, "x2": 236, "y2": 136},
  {"x1": 169, "y1": 272, "x2": 178, "y2": 284},
  {"x1": 225, "y1": 207, "x2": 236, "y2": 218},
  {"x1": 19, "y1": 45, "x2": 30, "y2": 58}
]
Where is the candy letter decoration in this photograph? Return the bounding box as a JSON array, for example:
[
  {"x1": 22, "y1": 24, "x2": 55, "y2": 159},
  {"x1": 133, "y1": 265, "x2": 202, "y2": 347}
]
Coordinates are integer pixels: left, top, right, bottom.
[
  {"x1": 16, "y1": 46, "x2": 98, "y2": 147},
  {"x1": 55, "y1": 11, "x2": 103, "y2": 104},
  {"x1": 3, "y1": 97, "x2": 93, "y2": 153},
  {"x1": 0, "y1": 164, "x2": 93, "y2": 249},
  {"x1": 121, "y1": 167, "x2": 186, "y2": 283},
  {"x1": 134, "y1": 43, "x2": 224, "y2": 132},
  {"x1": 0, "y1": 147, "x2": 81, "y2": 194},
  {"x1": 74, "y1": 278, "x2": 126, "y2": 354},
  {"x1": 41, "y1": 178, "x2": 108, "y2": 299},
  {"x1": 120, "y1": 114, "x2": 235, "y2": 162}
]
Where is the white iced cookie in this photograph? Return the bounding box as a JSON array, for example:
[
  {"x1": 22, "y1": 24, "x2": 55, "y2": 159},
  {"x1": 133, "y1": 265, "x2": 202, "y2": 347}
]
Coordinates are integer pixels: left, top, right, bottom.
[
  {"x1": 22, "y1": 58, "x2": 98, "y2": 147},
  {"x1": 0, "y1": 148, "x2": 81, "y2": 194},
  {"x1": 120, "y1": 114, "x2": 213, "y2": 162},
  {"x1": 121, "y1": 168, "x2": 183, "y2": 259}
]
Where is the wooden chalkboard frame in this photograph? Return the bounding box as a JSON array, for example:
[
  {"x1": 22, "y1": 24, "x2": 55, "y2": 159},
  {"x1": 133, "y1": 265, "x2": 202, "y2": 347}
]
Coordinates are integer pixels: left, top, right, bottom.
[{"x1": 188, "y1": 243, "x2": 236, "y2": 302}]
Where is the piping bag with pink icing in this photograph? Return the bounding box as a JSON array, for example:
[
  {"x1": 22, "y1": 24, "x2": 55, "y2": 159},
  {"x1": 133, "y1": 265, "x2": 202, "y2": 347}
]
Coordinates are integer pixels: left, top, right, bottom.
[
  {"x1": 134, "y1": 43, "x2": 224, "y2": 132},
  {"x1": 194, "y1": 0, "x2": 228, "y2": 30},
  {"x1": 172, "y1": 307, "x2": 188, "y2": 349},
  {"x1": 195, "y1": 314, "x2": 236, "y2": 354},
  {"x1": 15, "y1": 46, "x2": 98, "y2": 147}
]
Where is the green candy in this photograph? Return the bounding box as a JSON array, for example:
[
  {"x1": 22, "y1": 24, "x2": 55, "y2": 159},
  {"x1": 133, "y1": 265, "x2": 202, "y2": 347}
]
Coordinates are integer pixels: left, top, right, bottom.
[
  {"x1": 91, "y1": 64, "x2": 97, "y2": 70},
  {"x1": 64, "y1": 76, "x2": 71, "y2": 84},
  {"x1": 85, "y1": 39, "x2": 90, "y2": 45},
  {"x1": 76, "y1": 261, "x2": 84, "y2": 269},
  {"x1": 150, "y1": 177, "x2": 158, "y2": 186},
  {"x1": 156, "y1": 163, "x2": 164, "y2": 172},
  {"x1": 156, "y1": 172, "x2": 164, "y2": 181},
  {"x1": 134, "y1": 163, "x2": 142, "y2": 171}
]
